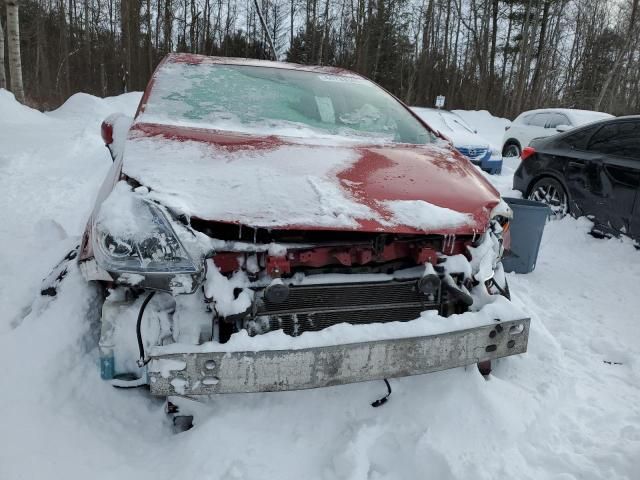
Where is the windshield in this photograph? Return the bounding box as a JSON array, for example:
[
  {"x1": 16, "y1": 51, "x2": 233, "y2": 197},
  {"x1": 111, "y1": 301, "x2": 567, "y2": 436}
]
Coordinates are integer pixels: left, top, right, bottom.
[
  {"x1": 139, "y1": 62, "x2": 435, "y2": 144},
  {"x1": 439, "y1": 111, "x2": 475, "y2": 133},
  {"x1": 412, "y1": 108, "x2": 475, "y2": 135}
]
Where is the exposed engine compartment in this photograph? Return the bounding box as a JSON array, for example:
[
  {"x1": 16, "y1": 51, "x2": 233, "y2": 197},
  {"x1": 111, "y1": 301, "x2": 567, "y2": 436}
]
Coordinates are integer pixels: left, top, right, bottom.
[{"x1": 196, "y1": 224, "x2": 496, "y2": 342}]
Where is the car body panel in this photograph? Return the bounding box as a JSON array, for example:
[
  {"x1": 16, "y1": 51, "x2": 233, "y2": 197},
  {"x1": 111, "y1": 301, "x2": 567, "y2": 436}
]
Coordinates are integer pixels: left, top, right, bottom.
[
  {"x1": 148, "y1": 318, "x2": 530, "y2": 395},
  {"x1": 513, "y1": 117, "x2": 640, "y2": 240},
  {"x1": 120, "y1": 121, "x2": 501, "y2": 235}
]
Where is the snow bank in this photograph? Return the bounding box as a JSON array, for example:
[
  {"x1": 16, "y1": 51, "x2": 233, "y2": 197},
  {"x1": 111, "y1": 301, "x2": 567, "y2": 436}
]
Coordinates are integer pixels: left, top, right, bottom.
[
  {"x1": 47, "y1": 91, "x2": 142, "y2": 123},
  {"x1": 0, "y1": 88, "x2": 52, "y2": 125}
]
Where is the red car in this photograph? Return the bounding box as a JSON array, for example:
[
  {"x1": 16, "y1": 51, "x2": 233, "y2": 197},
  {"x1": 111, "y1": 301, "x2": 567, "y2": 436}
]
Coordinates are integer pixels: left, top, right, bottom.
[{"x1": 71, "y1": 54, "x2": 527, "y2": 412}]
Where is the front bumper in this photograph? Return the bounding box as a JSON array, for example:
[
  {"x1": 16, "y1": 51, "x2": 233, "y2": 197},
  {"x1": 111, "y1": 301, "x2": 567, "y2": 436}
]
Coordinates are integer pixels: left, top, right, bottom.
[
  {"x1": 478, "y1": 157, "x2": 503, "y2": 175},
  {"x1": 148, "y1": 317, "x2": 530, "y2": 395}
]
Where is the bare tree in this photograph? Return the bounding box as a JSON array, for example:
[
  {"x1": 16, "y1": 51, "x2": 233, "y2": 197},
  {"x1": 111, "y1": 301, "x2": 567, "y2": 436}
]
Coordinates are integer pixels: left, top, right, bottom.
[
  {"x1": 5, "y1": 0, "x2": 25, "y2": 102},
  {"x1": 0, "y1": 12, "x2": 6, "y2": 89},
  {"x1": 595, "y1": 0, "x2": 639, "y2": 110}
]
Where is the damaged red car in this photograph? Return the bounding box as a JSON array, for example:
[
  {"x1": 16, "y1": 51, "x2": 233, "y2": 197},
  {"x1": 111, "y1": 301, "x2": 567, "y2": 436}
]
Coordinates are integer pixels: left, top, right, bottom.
[{"x1": 77, "y1": 54, "x2": 529, "y2": 410}]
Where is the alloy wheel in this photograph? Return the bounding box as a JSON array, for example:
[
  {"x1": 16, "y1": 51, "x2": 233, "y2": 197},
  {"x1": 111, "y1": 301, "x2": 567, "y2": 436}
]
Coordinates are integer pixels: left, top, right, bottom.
[
  {"x1": 504, "y1": 144, "x2": 520, "y2": 158},
  {"x1": 528, "y1": 179, "x2": 568, "y2": 218}
]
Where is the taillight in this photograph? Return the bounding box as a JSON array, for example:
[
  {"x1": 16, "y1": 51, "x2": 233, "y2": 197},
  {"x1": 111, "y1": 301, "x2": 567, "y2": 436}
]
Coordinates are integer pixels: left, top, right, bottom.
[{"x1": 520, "y1": 146, "x2": 536, "y2": 161}]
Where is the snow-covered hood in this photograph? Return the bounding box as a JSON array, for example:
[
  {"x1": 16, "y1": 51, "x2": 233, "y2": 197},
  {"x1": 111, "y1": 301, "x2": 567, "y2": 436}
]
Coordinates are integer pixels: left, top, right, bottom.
[{"x1": 120, "y1": 123, "x2": 501, "y2": 235}]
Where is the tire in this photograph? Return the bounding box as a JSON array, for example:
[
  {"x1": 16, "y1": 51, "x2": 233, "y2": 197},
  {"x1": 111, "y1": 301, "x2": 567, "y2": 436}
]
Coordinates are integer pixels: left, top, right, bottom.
[
  {"x1": 502, "y1": 142, "x2": 521, "y2": 158},
  {"x1": 527, "y1": 176, "x2": 569, "y2": 218}
]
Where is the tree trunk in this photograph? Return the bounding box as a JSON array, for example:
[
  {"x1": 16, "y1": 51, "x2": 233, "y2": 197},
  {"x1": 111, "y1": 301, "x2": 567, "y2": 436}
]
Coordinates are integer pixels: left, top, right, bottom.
[
  {"x1": 6, "y1": 0, "x2": 25, "y2": 103},
  {"x1": 0, "y1": 12, "x2": 6, "y2": 89},
  {"x1": 595, "y1": 0, "x2": 639, "y2": 110},
  {"x1": 164, "y1": 0, "x2": 172, "y2": 54},
  {"x1": 253, "y1": 0, "x2": 277, "y2": 60}
]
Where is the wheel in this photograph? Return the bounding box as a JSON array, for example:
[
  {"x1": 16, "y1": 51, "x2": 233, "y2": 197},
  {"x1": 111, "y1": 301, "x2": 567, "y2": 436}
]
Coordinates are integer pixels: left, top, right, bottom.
[
  {"x1": 528, "y1": 177, "x2": 569, "y2": 218},
  {"x1": 502, "y1": 142, "x2": 521, "y2": 158}
]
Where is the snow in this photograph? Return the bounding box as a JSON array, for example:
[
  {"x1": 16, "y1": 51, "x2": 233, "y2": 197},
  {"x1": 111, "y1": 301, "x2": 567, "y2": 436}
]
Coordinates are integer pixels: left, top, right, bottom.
[
  {"x1": 1, "y1": 89, "x2": 640, "y2": 480},
  {"x1": 453, "y1": 109, "x2": 512, "y2": 151},
  {"x1": 203, "y1": 259, "x2": 253, "y2": 317},
  {"x1": 382, "y1": 199, "x2": 474, "y2": 230},
  {"x1": 123, "y1": 135, "x2": 383, "y2": 229},
  {"x1": 155, "y1": 295, "x2": 524, "y2": 354},
  {"x1": 511, "y1": 108, "x2": 613, "y2": 127},
  {"x1": 412, "y1": 107, "x2": 488, "y2": 148}
]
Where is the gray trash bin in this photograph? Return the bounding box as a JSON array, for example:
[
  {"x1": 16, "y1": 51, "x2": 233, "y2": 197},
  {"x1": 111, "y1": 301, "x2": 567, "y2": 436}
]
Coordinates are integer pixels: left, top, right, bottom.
[{"x1": 501, "y1": 197, "x2": 550, "y2": 274}]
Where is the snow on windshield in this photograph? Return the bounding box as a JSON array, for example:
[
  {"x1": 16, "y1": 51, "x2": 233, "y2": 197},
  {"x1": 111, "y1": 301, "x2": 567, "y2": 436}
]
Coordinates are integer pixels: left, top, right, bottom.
[
  {"x1": 138, "y1": 62, "x2": 434, "y2": 144},
  {"x1": 412, "y1": 108, "x2": 474, "y2": 135}
]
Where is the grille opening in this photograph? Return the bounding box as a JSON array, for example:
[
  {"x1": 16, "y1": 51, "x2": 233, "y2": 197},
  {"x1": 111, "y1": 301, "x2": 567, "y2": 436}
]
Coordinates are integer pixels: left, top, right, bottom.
[{"x1": 245, "y1": 278, "x2": 442, "y2": 337}]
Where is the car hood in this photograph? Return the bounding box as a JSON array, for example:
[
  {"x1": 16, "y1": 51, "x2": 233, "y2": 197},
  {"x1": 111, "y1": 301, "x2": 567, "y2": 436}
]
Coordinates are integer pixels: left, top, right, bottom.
[
  {"x1": 447, "y1": 130, "x2": 490, "y2": 149},
  {"x1": 120, "y1": 123, "x2": 501, "y2": 235}
]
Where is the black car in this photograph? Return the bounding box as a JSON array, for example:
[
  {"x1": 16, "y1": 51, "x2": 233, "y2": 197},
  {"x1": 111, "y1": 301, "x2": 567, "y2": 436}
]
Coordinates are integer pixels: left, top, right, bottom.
[{"x1": 513, "y1": 116, "x2": 640, "y2": 241}]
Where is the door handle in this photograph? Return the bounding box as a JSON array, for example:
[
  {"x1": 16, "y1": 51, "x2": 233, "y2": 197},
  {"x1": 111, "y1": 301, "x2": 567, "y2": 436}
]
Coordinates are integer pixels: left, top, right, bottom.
[{"x1": 567, "y1": 161, "x2": 585, "y2": 168}]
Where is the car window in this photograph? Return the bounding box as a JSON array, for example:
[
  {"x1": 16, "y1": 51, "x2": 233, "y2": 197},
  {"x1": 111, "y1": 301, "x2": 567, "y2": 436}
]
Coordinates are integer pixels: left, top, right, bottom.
[
  {"x1": 587, "y1": 121, "x2": 640, "y2": 159},
  {"x1": 519, "y1": 113, "x2": 534, "y2": 125},
  {"x1": 558, "y1": 126, "x2": 598, "y2": 150},
  {"x1": 557, "y1": 113, "x2": 571, "y2": 126},
  {"x1": 440, "y1": 112, "x2": 475, "y2": 134},
  {"x1": 529, "y1": 113, "x2": 549, "y2": 128},
  {"x1": 140, "y1": 62, "x2": 435, "y2": 144},
  {"x1": 548, "y1": 113, "x2": 570, "y2": 128}
]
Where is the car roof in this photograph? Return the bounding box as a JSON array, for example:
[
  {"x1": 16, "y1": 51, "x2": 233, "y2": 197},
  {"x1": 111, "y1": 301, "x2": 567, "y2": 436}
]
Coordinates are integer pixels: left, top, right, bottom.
[
  {"x1": 516, "y1": 108, "x2": 614, "y2": 123},
  {"x1": 413, "y1": 107, "x2": 453, "y2": 113},
  {"x1": 610, "y1": 115, "x2": 640, "y2": 121},
  {"x1": 518, "y1": 108, "x2": 612, "y2": 116},
  {"x1": 163, "y1": 53, "x2": 361, "y2": 78}
]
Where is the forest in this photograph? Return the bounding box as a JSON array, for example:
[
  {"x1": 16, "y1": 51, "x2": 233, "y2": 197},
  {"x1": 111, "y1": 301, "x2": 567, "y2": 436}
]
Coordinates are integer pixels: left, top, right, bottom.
[{"x1": 0, "y1": 0, "x2": 638, "y2": 117}]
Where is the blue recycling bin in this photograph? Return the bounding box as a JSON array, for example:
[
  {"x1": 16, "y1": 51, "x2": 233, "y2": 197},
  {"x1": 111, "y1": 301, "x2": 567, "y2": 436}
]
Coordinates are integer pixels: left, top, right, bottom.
[{"x1": 502, "y1": 197, "x2": 550, "y2": 274}]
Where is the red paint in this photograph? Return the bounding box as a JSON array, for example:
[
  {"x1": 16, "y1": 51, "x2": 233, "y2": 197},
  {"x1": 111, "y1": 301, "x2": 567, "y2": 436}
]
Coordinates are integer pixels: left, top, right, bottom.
[
  {"x1": 130, "y1": 122, "x2": 285, "y2": 152},
  {"x1": 213, "y1": 241, "x2": 465, "y2": 275},
  {"x1": 125, "y1": 121, "x2": 500, "y2": 235},
  {"x1": 521, "y1": 146, "x2": 536, "y2": 161},
  {"x1": 101, "y1": 120, "x2": 114, "y2": 145}
]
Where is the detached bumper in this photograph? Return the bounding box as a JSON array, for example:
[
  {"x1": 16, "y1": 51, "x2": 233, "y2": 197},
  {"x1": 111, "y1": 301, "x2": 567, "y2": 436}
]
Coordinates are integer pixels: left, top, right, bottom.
[{"x1": 148, "y1": 317, "x2": 530, "y2": 396}]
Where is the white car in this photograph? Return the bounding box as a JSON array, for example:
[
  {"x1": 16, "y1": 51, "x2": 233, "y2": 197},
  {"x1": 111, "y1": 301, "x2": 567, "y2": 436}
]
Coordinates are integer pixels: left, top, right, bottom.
[
  {"x1": 412, "y1": 107, "x2": 503, "y2": 174},
  {"x1": 501, "y1": 108, "x2": 613, "y2": 157}
]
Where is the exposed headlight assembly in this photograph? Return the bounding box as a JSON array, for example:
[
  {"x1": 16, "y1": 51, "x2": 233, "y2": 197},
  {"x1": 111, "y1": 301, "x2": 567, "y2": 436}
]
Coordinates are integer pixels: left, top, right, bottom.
[{"x1": 92, "y1": 198, "x2": 199, "y2": 276}]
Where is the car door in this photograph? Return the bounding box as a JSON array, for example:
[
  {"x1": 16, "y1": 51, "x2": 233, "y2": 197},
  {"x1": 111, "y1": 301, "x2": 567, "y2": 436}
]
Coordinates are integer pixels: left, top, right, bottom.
[
  {"x1": 556, "y1": 126, "x2": 606, "y2": 217},
  {"x1": 584, "y1": 121, "x2": 640, "y2": 236},
  {"x1": 522, "y1": 113, "x2": 551, "y2": 146}
]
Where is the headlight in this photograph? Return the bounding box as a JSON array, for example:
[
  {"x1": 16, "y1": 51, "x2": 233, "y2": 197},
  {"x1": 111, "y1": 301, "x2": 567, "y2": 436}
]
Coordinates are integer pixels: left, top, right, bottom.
[{"x1": 93, "y1": 197, "x2": 199, "y2": 274}]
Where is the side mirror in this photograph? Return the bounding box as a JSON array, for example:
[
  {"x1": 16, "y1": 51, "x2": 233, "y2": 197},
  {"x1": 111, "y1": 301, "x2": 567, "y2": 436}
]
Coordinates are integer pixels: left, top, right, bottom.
[
  {"x1": 474, "y1": 129, "x2": 478, "y2": 134},
  {"x1": 556, "y1": 124, "x2": 570, "y2": 133},
  {"x1": 100, "y1": 113, "x2": 133, "y2": 161},
  {"x1": 101, "y1": 119, "x2": 114, "y2": 146}
]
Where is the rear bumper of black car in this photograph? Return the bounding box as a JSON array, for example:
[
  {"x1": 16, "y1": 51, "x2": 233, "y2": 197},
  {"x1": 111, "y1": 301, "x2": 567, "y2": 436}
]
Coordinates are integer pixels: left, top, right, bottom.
[{"x1": 512, "y1": 161, "x2": 530, "y2": 194}]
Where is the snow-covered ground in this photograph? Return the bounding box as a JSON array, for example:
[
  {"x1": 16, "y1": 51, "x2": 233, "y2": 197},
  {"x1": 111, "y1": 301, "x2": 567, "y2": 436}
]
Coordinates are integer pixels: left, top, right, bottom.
[{"x1": 1, "y1": 90, "x2": 639, "y2": 479}]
